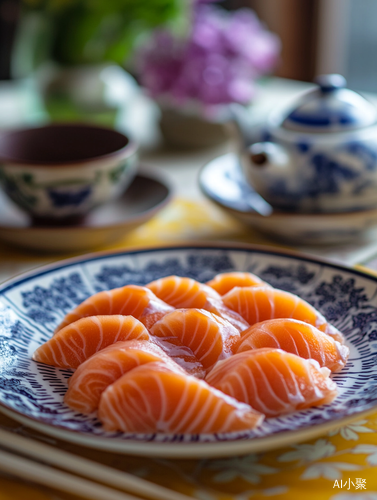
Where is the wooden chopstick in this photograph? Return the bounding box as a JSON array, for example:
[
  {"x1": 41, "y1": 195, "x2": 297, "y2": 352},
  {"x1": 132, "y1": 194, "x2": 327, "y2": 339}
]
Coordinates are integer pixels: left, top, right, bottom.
[
  {"x1": 0, "y1": 428, "x2": 192, "y2": 500},
  {"x1": 0, "y1": 448, "x2": 142, "y2": 500}
]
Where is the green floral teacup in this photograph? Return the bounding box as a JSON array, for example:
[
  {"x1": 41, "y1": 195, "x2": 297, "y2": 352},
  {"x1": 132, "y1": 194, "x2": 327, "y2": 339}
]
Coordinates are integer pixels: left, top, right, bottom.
[{"x1": 0, "y1": 123, "x2": 138, "y2": 221}]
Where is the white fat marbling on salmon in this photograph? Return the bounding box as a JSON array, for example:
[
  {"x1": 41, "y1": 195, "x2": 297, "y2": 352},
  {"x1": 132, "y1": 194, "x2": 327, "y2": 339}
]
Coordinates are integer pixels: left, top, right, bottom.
[
  {"x1": 236, "y1": 319, "x2": 349, "y2": 372},
  {"x1": 206, "y1": 272, "x2": 271, "y2": 296},
  {"x1": 147, "y1": 276, "x2": 219, "y2": 308},
  {"x1": 150, "y1": 308, "x2": 240, "y2": 371},
  {"x1": 64, "y1": 340, "x2": 181, "y2": 414},
  {"x1": 33, "y1": 315, "x2": 150, "y2": 369},
  {"x1": 146, "y1": 276, "x2": 249, "y2": 332},
  {"x1": 206, "y1": 348, "x2": 338, "y2": 418},
  {"x1": 98, "y1": 362, "x2": 264, "y2": 434},
  {"x1": 55, "y1": 285, "x2": 173, "y2": 333},
  {"x1": 223, "y1": 286, "x2": 344, "y2": 344}
]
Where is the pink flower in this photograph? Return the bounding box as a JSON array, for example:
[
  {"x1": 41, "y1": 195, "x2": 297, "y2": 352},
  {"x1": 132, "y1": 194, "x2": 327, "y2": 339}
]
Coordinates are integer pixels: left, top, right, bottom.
[{"x1": 136, "y1": 3, "x2": 280, "y2": 107}]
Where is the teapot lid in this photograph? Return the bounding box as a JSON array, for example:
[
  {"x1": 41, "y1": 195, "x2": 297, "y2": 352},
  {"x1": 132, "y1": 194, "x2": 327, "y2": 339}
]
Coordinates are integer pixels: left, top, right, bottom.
[{"x1": 281, "y1": 74, "x2": 377, "y2": 132}]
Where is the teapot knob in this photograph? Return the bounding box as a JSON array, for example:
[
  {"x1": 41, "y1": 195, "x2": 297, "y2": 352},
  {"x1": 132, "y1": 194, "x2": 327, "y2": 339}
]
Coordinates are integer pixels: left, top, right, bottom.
[{"x1": 315, "y1": 74, "x2": 347, "y2": 93}]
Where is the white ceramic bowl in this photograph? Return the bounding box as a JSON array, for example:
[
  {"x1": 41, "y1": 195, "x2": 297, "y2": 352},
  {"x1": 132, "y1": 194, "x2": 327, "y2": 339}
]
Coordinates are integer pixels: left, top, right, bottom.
[{"x1": 0, "y1": 123, "x2": 138, "y2": 221}]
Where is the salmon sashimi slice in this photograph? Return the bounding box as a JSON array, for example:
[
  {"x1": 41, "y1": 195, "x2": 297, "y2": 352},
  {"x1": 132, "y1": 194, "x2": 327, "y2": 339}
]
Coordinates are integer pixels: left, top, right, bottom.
[
  {"x1": 33, "y1": 315, "x2": 150, "y2": 369},
  {"x1": 151, "y1": 336, "x2": 206, "y2": 379},
  {"x1": 236, "y1": 318, "x2": 349, "y2": 372},
  {"x1": 206, "y1": 348, "x2": 338, "y2": 418},
  {"x1": 55, "y1": 285, "x2": 174, "y2": 333},
  {"x1": 147, "y1": 275, "x2": 249, "y2": 332},
  {"x1": 206, "y1": 272, "x2": 271, "y2": 296},
  {"x1": 150, "y1": 308, "x2": 240, "y2": 371},
  {"x1": 98, "y1": 361, "x2": 264, "y2": 434},
  {"x1": 222, "y1": 286, "x2": 344, "y2": 343},
  {"x1": 147, "y1": 276, "x2": 220, "y2": 308},
  {"x1": 64, "y1": 340, "x2": 182, "y2": 414}
]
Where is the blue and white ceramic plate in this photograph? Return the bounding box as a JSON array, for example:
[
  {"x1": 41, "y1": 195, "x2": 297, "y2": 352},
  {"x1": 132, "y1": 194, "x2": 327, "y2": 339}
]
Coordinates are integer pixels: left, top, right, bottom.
[{"x1": 1, "y1": 244, "x2": 377, "y2": 458}]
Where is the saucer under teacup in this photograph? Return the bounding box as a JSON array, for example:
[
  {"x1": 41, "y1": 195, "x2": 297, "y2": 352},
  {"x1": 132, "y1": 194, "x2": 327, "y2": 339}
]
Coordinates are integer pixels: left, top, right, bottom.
[
  {"x1": 199, "y1": 153, "x2": 377, "y2": 245},
  {"x1": 0, "y1": 171, "x2": 171, "y2": 252},
  {"x1": 0, "y1": 123, "x2": 138, "y2": 220}
]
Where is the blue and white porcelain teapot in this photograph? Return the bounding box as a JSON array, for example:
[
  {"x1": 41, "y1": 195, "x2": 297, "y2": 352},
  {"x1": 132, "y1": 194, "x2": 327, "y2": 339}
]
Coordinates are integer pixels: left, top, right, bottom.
[{"x1": 241, "y1": 74, "x2": 377, "y2": 212}]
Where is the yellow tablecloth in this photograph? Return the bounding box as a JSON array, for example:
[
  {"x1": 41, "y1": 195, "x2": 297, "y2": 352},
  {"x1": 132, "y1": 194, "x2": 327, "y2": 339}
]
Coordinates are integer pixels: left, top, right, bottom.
[{"x1": 1, "y1": 197, "x2": 377, "y2": 500}]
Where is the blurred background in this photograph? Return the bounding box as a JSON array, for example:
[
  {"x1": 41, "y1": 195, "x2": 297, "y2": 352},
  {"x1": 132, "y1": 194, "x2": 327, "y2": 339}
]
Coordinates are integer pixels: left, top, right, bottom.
[
  {"x1": 0, "y1": 0, "x2": 373, "y2": 88},
  {"x1": 1, "y1": 0, "x2": 377, "y2": 259},
  {"x1": 0, "y1": 0, "x2": 374, "y2": 147}
]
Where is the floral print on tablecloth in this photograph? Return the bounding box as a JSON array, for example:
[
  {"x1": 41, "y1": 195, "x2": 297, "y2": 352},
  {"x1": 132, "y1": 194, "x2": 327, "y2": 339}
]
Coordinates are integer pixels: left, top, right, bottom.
[{"x1": 135, "y1": 412, "x2": 377, "y2": 500}]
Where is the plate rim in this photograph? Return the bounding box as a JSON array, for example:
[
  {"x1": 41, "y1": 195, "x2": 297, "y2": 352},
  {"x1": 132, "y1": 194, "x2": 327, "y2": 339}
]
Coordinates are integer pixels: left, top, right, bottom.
[
  {"x1": 2, "y1": 404, "x2": 377, "y2": 459},
  {"x1": 1, "y1": 242, "x2": 377, "y2": 458},
  {"x1": 1, "y1": 242, "x2": 376, "y2": 292}
]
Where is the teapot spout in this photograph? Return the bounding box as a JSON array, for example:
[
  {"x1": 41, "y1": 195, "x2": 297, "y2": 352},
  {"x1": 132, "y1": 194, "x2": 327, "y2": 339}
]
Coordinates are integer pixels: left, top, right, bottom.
[
  {"x1": 247, "y1": 142, "x2": 290, "y2": 169},
  {"x1": 241, "y1": 142, "x2": 293, "y2": 201}
]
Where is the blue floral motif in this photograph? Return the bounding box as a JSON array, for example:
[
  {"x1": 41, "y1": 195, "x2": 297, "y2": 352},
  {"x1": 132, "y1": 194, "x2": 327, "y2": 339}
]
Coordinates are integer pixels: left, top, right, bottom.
[
  {"x1": 258, "y1": 264, "x2": 315, "y2": 293},
  {"x1": 368, "y1": 330, "x2": 377, "y2": 341},
  {"x1": 296, "y1": 141, "x2": 311, "y2": 153},
  {"x1": 267, "y1": 179, "x2": 305, "y2": 208},
  {"x1": 93, "y1": 254, "x2": 234, "y2": 291},
  {"x1": 307, "y1": 276, "x2": 370, "y2": 324},
  {"x1": 48, "y1": 186, "x2": 92, "y2": 207},
  {"x1": 309, "y1": 153, "x2": 359, "y2": 196},
  {"x1": 94, "y1": 264, "x2": 144, "y2": 291},
  {"x1": 352, "y1": 311, "x2": 377, "y2": 336},
  {"x1": 0, "y1": 337, "x2": 16, "y2": 370},
  {"x1": 21, "y1": 273, "x2": 90, "y2": 326},
  {"x1": 346, "y1": 142, "x2": 377, "y2": 172},
  {"x1": 264, "y1": 146, "x2": 377, "y2": 210}
]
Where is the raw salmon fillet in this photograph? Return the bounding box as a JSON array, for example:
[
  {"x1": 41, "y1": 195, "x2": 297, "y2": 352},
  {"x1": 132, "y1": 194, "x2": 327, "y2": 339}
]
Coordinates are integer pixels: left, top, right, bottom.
[
  {"x1": 147, "y1": 276, "x2": 220, "y2": 308},
  {"x1": 150, "y1": 308, "x2": 240, "y2": 370},
  {"x1": 147, "y1": 275, "x2": 249, "y2": 332},
  {"x1": 236, "y1": 318, "x2": 349, "y2": 372},
  {"x1": 206, "y1": 272, "x2": 270, "y2": 296},
  {"x1": 222, "y1": 286, "x2": 344, "y2": 343},
  {"x1": 33, "y1": 315, "x2": 150, "y2": 369},
  {"x1": 98, "y1": 361, "x2": 264, "y2": 433},
  {"x1": 55, "y1": 285, "x2": 174, "y2": 333},
  {"x1": 65, "y1": 339, "x2": 182, "y2": 414},
  {"x1": 206, "y1": 348, "x2": 338, "y2": 417}
]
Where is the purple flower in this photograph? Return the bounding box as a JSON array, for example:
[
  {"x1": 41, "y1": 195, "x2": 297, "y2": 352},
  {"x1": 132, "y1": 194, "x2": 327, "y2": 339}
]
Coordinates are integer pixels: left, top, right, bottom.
[{"x1": 136, "y1": 3, "x2": 280, "y2": 107}]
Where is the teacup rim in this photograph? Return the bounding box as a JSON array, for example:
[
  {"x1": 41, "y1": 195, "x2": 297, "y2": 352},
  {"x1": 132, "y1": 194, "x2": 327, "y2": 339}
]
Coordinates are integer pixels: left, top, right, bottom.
[{"x1": 0, "y1": 122, "x2": 138, "y2": 167}]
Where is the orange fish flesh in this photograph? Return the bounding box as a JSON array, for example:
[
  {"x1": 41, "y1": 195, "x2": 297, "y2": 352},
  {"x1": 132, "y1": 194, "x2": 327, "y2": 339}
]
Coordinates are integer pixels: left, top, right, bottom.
[
  {"x1": 147, "y1": 275, "x2": 249, "y2": 332},
  {"x1": 150, "y1": 308, "x2": 240, "y2": 371},
  {"x1": 222, "y1": 286, "x2": 344, "y2": 343},
  {"x1": 206, "y1": 348, "x2": 338, "y2": 417},
  {"x1": 64, "y1": 339, "x2": 182, "y2": 414},
  {"x1": 55, "y1": 285, "x2": 174, "y2": 333},
  {"x1": 236, "y1": 318, "x2": 349, "y2": 372},
  {"x1": 206, "y1": 272, "x2": 270, "y2": 296},
  {"x1": 33, "y1": 315, "x2": 150, "y2": 369},
  {"x1": 98, "y1": 361, "x2": 264, "y2": 433}
]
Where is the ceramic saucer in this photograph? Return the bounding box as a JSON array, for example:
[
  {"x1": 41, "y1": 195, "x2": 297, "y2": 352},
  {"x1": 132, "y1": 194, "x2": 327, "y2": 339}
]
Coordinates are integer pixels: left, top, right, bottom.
[
  {"x1": 0, "y1": 170, "x2": 171, "y2": 252},
  {"x1": 199, "y1": 153, "x2": 377, "y2": 245}
]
